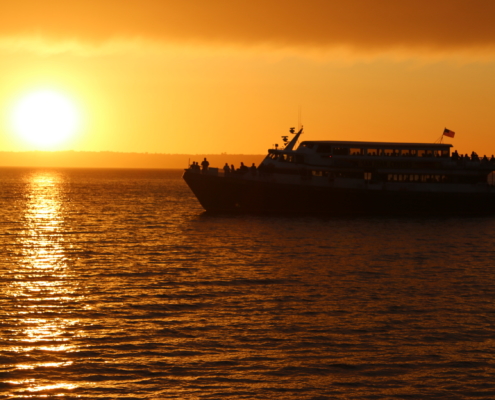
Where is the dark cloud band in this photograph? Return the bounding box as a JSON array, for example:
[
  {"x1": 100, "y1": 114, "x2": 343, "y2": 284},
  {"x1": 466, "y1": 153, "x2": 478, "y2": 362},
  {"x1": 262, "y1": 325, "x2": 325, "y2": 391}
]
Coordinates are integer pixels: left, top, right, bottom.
[{"x1": 2, "y1": 0, "x2": 495, "y2": 50}]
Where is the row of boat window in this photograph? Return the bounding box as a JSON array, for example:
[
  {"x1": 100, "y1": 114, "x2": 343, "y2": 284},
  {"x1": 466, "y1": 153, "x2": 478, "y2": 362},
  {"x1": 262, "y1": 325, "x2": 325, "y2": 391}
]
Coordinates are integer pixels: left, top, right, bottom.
[
  {"x1": 300, "y1": 143, "x2": 450, "y2": 157},
  {"x1": 386, "y1": 174, "x2": 447, "y2": 182},
  {"x1": 311, "y1": 170, "x2": 447, "y2": 181},
  {"x1": 310, "y1": 170, "x2": 464, "y2": 183},
  {"x1": 267, "y1": 153, "x2": 304, "y2": 163},
  {"x1": 268, "y1": 152, "x2": 447, "y2": 170}
]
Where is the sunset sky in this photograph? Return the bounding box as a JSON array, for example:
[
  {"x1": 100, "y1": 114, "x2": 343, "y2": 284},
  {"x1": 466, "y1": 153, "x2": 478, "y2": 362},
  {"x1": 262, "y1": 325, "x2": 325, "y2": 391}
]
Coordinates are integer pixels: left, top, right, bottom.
[{"x1": 2, "y1": 0, "x2": 495, "y2": 156}]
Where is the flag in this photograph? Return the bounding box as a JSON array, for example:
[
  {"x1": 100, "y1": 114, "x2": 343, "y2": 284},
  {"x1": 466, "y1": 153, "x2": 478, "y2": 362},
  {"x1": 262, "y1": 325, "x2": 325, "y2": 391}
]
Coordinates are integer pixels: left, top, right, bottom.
[{"x1": 443, "y1": 128, "x2": 455, "y2": 138}]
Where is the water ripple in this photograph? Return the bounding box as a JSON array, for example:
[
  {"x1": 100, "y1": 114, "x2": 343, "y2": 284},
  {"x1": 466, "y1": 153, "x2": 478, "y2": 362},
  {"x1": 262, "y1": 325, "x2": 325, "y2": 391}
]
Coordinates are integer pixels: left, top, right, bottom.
[{"x1": 0, "y1": 167, "x2": 494, "y2": 398}]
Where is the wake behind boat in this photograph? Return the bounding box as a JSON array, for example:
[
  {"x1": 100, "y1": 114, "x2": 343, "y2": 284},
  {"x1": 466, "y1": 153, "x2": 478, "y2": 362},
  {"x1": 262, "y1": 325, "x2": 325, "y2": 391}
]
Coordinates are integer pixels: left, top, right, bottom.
[{"x1": 183, "y1": 128, "x2": 495, "y2": 215}]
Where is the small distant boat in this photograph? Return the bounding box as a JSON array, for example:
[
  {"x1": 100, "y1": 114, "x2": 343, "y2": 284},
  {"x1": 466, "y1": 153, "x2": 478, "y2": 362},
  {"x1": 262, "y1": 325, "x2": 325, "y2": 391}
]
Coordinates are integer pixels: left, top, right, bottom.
[{"x1": 183, "y1": 128, "x2": 495, "y2": 215}]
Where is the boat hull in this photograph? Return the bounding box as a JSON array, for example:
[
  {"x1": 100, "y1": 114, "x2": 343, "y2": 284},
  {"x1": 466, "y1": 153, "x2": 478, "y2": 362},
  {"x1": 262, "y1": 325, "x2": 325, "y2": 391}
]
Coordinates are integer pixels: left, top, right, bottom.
[{"x1": 183, "y1": 170, "x2": 495, "y2": 215}]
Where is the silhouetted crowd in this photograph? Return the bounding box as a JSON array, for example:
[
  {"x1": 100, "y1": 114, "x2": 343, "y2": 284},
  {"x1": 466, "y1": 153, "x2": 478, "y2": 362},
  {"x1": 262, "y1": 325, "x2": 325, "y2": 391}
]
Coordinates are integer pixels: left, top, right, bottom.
[
  {"x1": 190, "y1": 158, "x2": 210, "y2": 172},
  {"x1": 223, "y1": 162, "x2": 258, "y2": 176},
  {"x1": 451, "y1": 150, "x2": 495, "y2": 164},
  {"x1": 189, "y1": 158, "x2": 259, "y2": 176}
]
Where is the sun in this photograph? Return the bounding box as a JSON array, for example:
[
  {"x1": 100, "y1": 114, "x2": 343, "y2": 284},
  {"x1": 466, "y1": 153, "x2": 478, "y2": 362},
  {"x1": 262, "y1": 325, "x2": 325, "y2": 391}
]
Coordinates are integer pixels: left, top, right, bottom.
[{"x1": 11, "y1": 90, "x2": 80, "y2": 148}]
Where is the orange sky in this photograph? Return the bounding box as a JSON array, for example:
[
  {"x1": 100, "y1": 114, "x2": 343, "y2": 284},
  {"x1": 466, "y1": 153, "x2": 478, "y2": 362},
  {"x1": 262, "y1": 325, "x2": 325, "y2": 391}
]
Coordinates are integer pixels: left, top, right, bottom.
[{"x1": 2, "y1": 0, "x2": 495, "y2": 156}]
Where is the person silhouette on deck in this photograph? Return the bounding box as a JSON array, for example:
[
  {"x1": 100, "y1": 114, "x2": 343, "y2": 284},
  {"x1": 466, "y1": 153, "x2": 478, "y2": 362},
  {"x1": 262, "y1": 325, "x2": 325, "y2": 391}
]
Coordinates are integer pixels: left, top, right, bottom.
[
  {"x1": 201, "y1": 158, "x2": 210, "y2": 172},
  {"x1": 240, "y1": 162, "x2": 248, "y2": 174},
  {"x1": 250, "y1": 163, "x2": 257, "y2": 176}
]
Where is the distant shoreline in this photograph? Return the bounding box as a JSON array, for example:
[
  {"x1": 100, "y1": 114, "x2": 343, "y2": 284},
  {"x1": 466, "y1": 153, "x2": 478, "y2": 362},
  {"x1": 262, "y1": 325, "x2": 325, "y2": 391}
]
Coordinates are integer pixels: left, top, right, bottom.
[{"x1": 0, "y1": 151, "x2": 265, "y2": 169}]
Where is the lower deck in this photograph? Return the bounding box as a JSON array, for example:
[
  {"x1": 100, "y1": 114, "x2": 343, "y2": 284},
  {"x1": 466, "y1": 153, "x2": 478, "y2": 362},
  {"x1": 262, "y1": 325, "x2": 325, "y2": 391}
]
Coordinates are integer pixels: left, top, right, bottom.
[{"x1": 183, "y1": 169, "x2": 495, "y2": 215}]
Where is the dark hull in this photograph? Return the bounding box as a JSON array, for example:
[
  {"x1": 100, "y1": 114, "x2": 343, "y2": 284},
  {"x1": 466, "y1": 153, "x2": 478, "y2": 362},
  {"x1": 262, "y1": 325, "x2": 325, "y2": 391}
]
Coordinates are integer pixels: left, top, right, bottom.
[{"x1": 183, "y1": 170, "x2": 495, "y2": 216}]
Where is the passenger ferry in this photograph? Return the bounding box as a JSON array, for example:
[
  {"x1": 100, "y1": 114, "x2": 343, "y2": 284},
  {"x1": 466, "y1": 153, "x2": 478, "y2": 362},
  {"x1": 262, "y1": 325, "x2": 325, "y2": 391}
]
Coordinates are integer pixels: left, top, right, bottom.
[{"x1": 183, "y1": 128, "x2": 495, "y2": 215}]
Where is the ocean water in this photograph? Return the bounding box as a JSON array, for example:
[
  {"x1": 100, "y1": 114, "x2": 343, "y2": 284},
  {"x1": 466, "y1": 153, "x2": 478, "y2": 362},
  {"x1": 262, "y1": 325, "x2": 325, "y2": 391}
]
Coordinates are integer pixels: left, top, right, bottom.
[{"x1": 1, "y1": 167, "x2": 495, "y2": 399}]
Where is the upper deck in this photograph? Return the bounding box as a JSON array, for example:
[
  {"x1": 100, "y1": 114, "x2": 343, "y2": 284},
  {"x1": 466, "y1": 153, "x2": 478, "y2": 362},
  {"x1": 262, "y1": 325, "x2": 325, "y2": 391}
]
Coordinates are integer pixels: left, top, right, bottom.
[{"x1": 262, "y1": 137, "x2": 495, "y2": 176}]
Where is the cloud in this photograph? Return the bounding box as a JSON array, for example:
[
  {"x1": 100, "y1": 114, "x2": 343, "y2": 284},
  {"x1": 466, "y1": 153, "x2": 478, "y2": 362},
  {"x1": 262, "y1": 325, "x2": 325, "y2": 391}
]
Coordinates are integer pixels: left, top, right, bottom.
[{"x1": 2, "y1": 0, "x2": 495, "y2": 58}]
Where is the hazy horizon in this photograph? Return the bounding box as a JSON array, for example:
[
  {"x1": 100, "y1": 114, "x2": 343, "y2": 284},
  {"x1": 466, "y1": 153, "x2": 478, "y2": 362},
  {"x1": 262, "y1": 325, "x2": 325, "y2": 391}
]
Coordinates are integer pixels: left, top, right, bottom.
[{"x1": 0, "y1": 150, "x2": 265, "y2": 169}]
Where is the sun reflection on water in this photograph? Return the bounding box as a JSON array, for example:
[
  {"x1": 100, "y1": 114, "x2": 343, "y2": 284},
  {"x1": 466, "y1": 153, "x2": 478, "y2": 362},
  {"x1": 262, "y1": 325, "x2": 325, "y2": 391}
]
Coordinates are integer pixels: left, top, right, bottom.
[{"x1": 3, "y1": 171, "x2": 81, "y2": 395}]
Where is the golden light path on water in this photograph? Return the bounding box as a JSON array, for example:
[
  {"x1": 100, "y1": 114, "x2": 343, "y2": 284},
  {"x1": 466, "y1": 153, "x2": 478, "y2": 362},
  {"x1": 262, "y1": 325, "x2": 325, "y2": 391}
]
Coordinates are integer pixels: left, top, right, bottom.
[{"x1": 5, "y1": 171, "x2": 80, "y2": 396}]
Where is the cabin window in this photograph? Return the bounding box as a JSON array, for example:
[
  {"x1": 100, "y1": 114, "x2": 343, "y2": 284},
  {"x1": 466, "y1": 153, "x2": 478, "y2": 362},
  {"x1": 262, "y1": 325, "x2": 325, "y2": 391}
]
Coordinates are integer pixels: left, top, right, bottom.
[
  {"x1": 279, "y1": 154, "x2": 286, "y2": 161},
  {"x1": 288, "y1": 154, "x2": 301, "y2": 163},
  {"x1": 333, "y1": 147, "x2": 350, "y2": 155},
  {"x1": 425, "y1": 149, "x2": 434, "y2": 157},
  {"x1": 433, "y1": 150, "x2": 449, "y2": 157},
  {"x1": 402, "y1": 150, "x2": 411, "y2": 156},
  {"x1": 299, "y1": 142, "x2": 315, "y2": 149},
  {"x1": 417, "y1": 150, "x2": 425, "y2": 157},
  {"x1": 367, "y1": 148, "x2": 379, "y2": 156},
  {"x1": 351, "y1": 148, "x2": 364, "y2": 155},
  {"x1": 382, "y1": 149, "x2": 398, "y2": 156},
  {"x1": 364, "y1": 172, "x2": 372, "y2": 181},
  {"x1": 316, "y1": 144, "x2": 332, "y2": 153}
]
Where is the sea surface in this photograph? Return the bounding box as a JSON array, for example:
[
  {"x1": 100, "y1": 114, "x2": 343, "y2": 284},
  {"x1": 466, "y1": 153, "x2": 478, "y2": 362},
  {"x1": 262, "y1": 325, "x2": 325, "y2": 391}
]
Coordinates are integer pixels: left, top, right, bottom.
[{"x1": 1, "y1": 167, "x2": 495, "y2": 399}]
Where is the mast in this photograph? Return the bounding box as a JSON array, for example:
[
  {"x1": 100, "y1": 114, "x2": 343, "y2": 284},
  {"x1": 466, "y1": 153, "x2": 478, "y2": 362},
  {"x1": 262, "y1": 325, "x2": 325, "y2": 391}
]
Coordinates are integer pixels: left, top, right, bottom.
[{"x1": 284, "y1": 126, "x2": 303, "y2": 151}]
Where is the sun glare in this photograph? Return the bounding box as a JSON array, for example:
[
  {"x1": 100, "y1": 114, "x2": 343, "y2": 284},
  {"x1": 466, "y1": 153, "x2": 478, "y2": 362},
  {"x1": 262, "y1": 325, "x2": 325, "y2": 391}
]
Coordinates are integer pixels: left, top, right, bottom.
[{"x1": 12, "y1": 90, "x2": 80, "y2": 148}]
